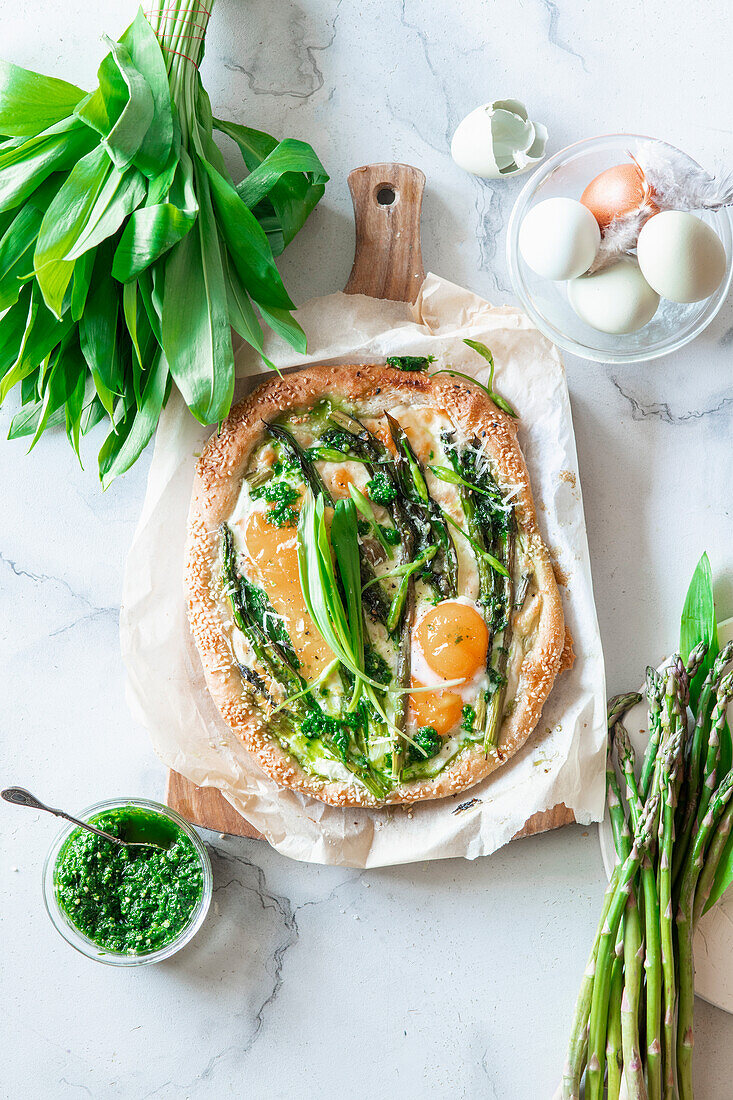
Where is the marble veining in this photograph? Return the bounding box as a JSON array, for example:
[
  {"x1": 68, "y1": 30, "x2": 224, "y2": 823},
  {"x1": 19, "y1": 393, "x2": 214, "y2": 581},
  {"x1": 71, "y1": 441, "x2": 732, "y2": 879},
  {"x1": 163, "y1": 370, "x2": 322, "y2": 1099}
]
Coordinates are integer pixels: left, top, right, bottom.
[
  {"x1": 2, "y1": 0, "x2": 733, "y2": 1097},
  {"x1": 610, "y1": 376, "x2": 733, "y2": 424}
]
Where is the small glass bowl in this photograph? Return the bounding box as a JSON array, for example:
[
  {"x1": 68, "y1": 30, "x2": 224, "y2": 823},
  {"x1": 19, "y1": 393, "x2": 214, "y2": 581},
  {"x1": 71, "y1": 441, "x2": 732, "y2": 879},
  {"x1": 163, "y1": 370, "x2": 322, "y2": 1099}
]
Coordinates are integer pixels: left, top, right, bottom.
[
  {"x1": 42, "y1": 797, "x2": 212, "y2": 966},
  {"x1": 506, "y1": 133, "x2": 733, "y2": 363}
]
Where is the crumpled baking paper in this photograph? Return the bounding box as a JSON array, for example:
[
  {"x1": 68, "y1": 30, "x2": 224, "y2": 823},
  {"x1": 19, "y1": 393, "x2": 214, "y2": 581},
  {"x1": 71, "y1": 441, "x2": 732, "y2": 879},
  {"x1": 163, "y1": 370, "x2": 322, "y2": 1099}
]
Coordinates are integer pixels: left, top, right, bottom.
[{"x1": 120, "y1": 273, "x2": 606, "y2": 868}]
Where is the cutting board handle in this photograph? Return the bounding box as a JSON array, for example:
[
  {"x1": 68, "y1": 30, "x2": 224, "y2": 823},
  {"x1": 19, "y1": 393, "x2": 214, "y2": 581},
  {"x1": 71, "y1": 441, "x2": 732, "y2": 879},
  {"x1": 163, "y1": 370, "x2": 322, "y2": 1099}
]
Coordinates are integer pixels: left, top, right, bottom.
[{"x1": 344, "y1": 163, "x2": 426, "y2": 304}]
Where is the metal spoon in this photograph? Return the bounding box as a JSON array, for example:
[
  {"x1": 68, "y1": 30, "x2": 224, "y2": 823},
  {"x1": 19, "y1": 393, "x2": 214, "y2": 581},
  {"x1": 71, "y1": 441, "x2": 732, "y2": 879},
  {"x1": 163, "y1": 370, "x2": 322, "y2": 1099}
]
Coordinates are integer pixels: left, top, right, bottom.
[{"x1": 1, "y1": 787, "x2": 166, "y2": 851}]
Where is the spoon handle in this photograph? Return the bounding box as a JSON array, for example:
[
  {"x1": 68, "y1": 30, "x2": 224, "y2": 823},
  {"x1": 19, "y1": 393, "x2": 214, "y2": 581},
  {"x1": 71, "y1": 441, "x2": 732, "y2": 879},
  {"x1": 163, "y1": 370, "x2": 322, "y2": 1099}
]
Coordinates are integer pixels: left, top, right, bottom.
[{"x1": 1, "y1": 787, "x2": 125, "y2": 846}]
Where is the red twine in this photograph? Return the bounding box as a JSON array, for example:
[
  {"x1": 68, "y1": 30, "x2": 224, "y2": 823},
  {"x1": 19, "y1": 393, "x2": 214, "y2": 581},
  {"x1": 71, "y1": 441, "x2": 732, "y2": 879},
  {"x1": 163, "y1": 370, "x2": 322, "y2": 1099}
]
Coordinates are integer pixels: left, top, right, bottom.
[{"x1": 142, "y1": 5, "x2": 211, "y2": 67}]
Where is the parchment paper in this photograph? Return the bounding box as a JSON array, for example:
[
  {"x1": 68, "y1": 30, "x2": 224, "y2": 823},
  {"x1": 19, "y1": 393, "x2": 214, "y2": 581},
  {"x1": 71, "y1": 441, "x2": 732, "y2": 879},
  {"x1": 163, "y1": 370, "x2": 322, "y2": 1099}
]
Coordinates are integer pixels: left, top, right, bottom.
[{"x1": 120, "y1": 273, "x2": 606, "y2": 867}]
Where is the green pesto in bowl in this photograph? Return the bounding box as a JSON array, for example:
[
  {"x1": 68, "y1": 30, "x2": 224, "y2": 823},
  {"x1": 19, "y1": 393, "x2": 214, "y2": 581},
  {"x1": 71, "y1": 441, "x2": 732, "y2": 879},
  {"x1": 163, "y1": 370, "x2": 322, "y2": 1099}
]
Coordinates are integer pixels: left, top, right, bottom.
[{"x1": 54, "y1": 806, "x2": 204, "y2": 955}]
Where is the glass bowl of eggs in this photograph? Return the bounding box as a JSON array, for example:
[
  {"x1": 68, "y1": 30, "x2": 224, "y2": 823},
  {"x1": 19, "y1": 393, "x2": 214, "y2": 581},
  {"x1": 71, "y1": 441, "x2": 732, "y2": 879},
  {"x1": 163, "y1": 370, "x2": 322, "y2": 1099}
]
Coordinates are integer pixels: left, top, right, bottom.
[{"x1": 506, "y1": 133, "x2": 733, "y2": 363}]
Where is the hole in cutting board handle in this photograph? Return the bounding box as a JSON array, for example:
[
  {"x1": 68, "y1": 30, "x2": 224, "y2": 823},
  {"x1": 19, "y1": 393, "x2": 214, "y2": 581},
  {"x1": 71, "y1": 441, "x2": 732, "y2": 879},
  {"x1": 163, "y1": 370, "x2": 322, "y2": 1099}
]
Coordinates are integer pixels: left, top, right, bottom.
[{"x1": 376, "y1": 185, "x2": 396, "y2": 206}]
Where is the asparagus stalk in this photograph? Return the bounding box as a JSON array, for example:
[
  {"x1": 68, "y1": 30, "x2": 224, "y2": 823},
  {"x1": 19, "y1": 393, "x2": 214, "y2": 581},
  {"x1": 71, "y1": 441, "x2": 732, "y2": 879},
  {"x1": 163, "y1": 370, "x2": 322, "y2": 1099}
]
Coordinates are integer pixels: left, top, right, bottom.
[
  {"x1": 657, "y1": 670, "x2": 684, "y2": 1100},
  {"x1": 643, "y1": 846, "x2": 664, "y2": 1100},
  {"x1": 385, "y1": 412, "x2": 459, "y2": 600},
  {"x1": 483, "y1": 520, "x2": 515, "y2": 751},
  {"x1": 620, "y1": 889, "x2": 647, "y2": 1100},
  {"x1": 559, "y1": 695, "x2": 640, "y2": 1100},
  {"x1": 640, "y1": 666, "x2": 666, "y2": 799},
  {"x1": 676, "y1": 768, "x2": 733, "y2": 1100},
  {"x1": 560, "y1": 870, "x2": 618, "y2": 1100},
  {"x1": 607, "y1": 947, "x2": 625, "y2": 1100},
  {"x1": 673, "y1": 664, "x2": 718, "y2": 883},
  {"x1": 615, "y1": 719, "x2": 662, "y2": 1100},
  {"x1": 585, "y1": 795, "x2": 661, "y2": 1100},
  {"x1": 562, "y1": 623, "x2": 731, "y2": 1100},
  {"x1": 221, "y1": 524, "x2": 306, "y2": 704},
  {"x1": 442, "y1": 440, "x2": 495, "y2": 606},
  {"x1": 612, "y1": 724, "x2": 649, "y2": 1100},
  {"x1": 694, "y1": 671, "x2": 733, "y2": 830},
  {"x1": 265, "y1": 422, "x2": 334, "y2": 502},
  {"x1": 693, "y1": 795, "x2": 733, "y2": 924},
  {"x1": 674, "y1": 642, "x2": 733, "y2": 883}
]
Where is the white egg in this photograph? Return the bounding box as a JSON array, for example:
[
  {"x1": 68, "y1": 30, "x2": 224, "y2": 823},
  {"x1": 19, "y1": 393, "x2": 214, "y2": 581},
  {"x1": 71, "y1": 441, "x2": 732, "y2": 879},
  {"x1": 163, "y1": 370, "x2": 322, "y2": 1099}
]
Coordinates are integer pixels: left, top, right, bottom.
[
  {"x1": 567, "y1": 259, "x2": 660, "y2": 334},
  {"x1": 636, "y1": 211, "x2": 726, "y2": 303},
  {"x1": 519, "y1": 197, "x2": 600, "y2": 281}
]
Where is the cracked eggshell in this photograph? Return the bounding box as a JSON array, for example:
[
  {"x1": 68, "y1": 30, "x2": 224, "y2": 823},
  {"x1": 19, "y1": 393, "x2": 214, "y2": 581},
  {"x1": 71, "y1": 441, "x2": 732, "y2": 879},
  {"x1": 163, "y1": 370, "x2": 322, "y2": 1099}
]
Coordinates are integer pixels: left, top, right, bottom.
[{"x1": 451, "y1": 99, "x2": 548, "y2": 180}]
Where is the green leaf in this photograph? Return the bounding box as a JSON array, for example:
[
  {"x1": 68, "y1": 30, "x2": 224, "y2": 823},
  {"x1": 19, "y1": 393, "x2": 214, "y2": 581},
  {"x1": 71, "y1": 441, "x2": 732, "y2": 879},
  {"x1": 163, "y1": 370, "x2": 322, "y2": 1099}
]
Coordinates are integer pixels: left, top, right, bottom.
[
  {"x1": 20, "y1": 366, "x2": 39, "y2": 405},
  {"x1": 161, "y1": 168, "x2": 234, "y2": 424},
  {"x1": 61, "y1": 167, "x2": 146, "y2": 263},
  {"x1": 98, "y1": 348, "x2": 169, "y2": 486},
  {"x1": 297, "y1": 492, "x2": 356, "y2": 674},
  {"x1": 99, "y1": 38, "x2": 154, "y2": 172},
  {"x1": 235, "y1": 137, "x2": 327, "y2": 251},
  {"x1": 75, "y1": 37, "x2": 154, "y2": 173},
  {"x1": 33, "y1": 143, "x2": 108, "y2": 308},
  {"x1": 680, "y1": 552, "x2": 719, "y2": 712},
  {"x1": 0, "y1": 284, "x2": 72, "y2": 402},
  {"x1": 80, "y1": 392, "x2": 106, "y2": 435},
  {"x1": 64, "y1": 348, "x2": 87, "y2": 459},
  {"x1": 331, "y1": 498, "x2": 365, "y2": 670},
  {"x1": 35, "y1": 145, "x2": 146, "y2": 313},
  {"x1": 118, "y1": 9, "x2": 173, "y2": 177},
  {"x1": 199, "y1": 155, "x2": 295, "y2": 312},
  {"x1": 0, "y1": 203, "x2": 43, "y2": 310},
  {"x1": 74, "y1": 53, "x2": 127, "y2": 137},
  {"x1": 223, "y1": 251, "x2": 275, "y2": 370},
  {"x1": 236, "y1": 137, "x2": 327, "y2": 209},
  {"x1": 297, "y1": 491, "x2": 391, "y2": 700},
  {"x1": 27, "y1": 334, "x2": 85, "y2": 449},
  {"x1": 215, "y1": 118, "x2": 328, "y2": 256},
  {"x1": 0, "y1": 116, "x2": 95, "y2": 214},
  {"x1": 258, "y1": 303, "x2": 307, "y2": 355},
  {"x1": 123, "y1": 279, "x2": 143, "y2": 371},
  {"x1": 79, "y1": 255, "x2": 122, "y2": 416},
  {"x1": 113, "y1": 201, "x2": 194, "y2": 280},
  {"x1": 213, "y1": 119, "x2": 276, "y2": 171},
  {"x1": 112, "y1": 148, "x2": 197, "y2": 281},
  {"x1": 70, "y1": 247, "x2": 95, "y2": 321},
  {"x1": 0, "y1": 60, "x2": 85, "y2": 137},
  {"x1": 15, "y1": 332, "x2": 88, "y2": 456},
  {"x1": 8, "y1": 401, "x2": 65, "y2": 438},
  {"x1": 137, "y1": 266, "x2": 162, "y2": 344},
  {"x1": 347, "y1": 484, "x2": 394, "y2": 558},
  {"x1": 681, "y1": 554, "x2": 733, "y2": 912},
  {"x1": 0, "y1": 285, "x2": 33, "y2": 384}
]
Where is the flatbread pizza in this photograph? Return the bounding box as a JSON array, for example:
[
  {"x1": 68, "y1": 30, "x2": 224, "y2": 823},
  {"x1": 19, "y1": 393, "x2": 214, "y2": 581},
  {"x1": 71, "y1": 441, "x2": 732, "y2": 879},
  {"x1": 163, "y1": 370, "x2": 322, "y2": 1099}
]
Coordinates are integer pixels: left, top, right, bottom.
[{"x1": 185, "y1": 363, "x2": 566, "y2": 807}]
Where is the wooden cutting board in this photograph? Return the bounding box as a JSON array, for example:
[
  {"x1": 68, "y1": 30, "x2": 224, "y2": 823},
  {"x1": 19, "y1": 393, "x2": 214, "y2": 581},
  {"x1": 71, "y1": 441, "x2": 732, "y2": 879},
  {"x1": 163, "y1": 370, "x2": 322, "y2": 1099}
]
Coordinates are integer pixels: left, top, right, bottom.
[{"x1": 166, "y1": 162, "x2": 575, "y2": 843}]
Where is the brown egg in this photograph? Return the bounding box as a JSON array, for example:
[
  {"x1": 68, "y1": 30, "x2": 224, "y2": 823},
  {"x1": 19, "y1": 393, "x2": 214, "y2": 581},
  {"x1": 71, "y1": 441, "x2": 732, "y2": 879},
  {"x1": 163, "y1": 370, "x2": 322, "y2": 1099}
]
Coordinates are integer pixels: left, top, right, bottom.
[{"x1": 580, "y1": 163, "x2": 658, "y2": 231}]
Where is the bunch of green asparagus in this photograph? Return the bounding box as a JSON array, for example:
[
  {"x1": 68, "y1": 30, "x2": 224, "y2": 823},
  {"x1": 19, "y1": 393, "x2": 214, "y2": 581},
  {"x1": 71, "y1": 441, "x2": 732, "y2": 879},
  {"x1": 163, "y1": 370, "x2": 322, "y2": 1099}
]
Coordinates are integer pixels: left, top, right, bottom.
[{"x1": 561, "y1": 631, "x2": 733, "y2": 1100}]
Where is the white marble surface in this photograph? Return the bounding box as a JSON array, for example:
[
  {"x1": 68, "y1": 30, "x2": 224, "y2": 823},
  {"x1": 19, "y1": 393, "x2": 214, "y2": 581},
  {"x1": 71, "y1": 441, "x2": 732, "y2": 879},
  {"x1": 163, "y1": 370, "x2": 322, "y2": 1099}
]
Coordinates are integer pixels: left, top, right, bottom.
[{"x1": 2, "y1": 0, "x2": 733, "y2": 1096}]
